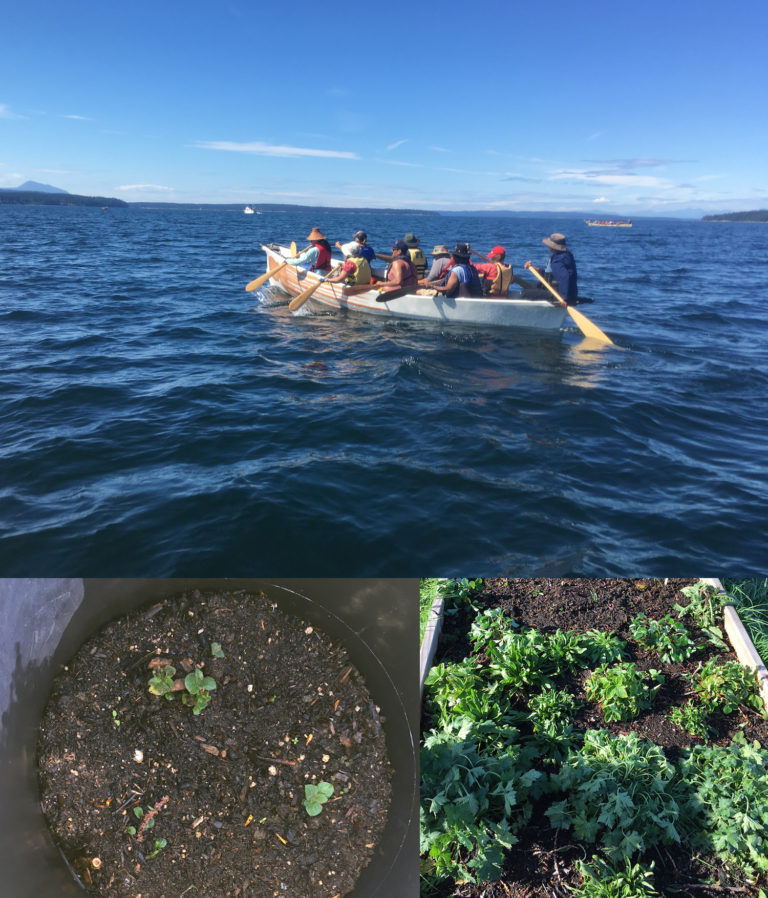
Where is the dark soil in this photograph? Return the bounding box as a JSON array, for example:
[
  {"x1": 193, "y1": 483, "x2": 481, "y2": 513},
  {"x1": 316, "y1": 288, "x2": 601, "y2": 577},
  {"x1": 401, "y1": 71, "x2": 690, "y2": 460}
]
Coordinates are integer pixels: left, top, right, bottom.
[
  {"x1": 38, "y1": 589, "x2": 392, "y2": 898},
  {"x1": 424, "y1": 578, "x2": 768, "y2": 898}
]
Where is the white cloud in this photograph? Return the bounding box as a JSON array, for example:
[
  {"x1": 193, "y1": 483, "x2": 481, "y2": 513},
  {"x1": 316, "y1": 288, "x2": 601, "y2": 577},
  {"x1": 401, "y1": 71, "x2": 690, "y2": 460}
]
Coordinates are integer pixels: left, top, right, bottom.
[
  {"x1": 593, "y1": 196, "x2": 608, "y2": 203},
  {"x1": 62, "y1": 114, "x2": 90, "y2": 120},
  {"x1": 430, "y1": 146, "x2": 451, "y2": 153},
  {"x1": 550, "y1": 168, "x2": 667, "y2": 188},
  {"x1": 195, "y1": 141, "x2": 359, "y2": 160},
  {"x1": 385, "y1": 139, "x2": 408, "y2": 151},
  {"x1": 116, "y1": 184, "x2": 174, "y2": 192},
  {"x1": 0, "y1": 103, "x2": 22, "y2": 119}
]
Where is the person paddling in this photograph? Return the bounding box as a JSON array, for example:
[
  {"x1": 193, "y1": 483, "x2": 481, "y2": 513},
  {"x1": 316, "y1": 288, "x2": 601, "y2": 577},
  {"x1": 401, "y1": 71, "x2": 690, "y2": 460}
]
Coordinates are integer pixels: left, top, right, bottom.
[
  {"x1": 522, "y1": 233, "x2": 578, "y2": 304},
  {"x1": 376, "y1": 239, "x2": 419, "y2": 293},
  {"x1": 470, "y1": 245, "x2": 513, "y2": 297},
  {"x1": 432, "y1": 243, "x2": 484, "y2": 298},
  {"x1": 285, "y1": 227, "x2": 333, "y2": 273},
  {"x1": 324, "y1": 244, "x2": 372, "y2": 287}
]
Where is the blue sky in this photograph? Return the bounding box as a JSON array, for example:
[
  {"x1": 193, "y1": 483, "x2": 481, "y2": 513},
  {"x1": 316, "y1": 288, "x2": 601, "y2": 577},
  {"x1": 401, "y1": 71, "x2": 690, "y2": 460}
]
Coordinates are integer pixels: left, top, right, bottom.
[{"x1": 2, "y1": 0, "x2": 766, "y2": 214}]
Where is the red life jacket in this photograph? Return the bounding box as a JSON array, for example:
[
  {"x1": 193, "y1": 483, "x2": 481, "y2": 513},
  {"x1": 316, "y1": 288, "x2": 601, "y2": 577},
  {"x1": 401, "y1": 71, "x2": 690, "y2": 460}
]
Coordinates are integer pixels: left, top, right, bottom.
[
  {"x1": 390, "y1": 257, "x2": 418, "y2": 288},
  {"x1": 312, "y1": 243, "x2": 332, "y2": 271}
]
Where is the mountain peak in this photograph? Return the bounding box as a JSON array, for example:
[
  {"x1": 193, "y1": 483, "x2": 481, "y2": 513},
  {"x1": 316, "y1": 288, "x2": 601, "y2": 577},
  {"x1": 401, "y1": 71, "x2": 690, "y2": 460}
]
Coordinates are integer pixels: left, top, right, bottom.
[{"x1": 14, "y1": 181, "x2": 69, "y2": 194}]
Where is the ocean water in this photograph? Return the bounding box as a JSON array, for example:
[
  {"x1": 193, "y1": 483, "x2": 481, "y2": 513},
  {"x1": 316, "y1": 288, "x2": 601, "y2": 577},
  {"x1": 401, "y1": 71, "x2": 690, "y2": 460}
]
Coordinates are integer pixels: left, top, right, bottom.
[{"x1": 1, "y1": 206, "x2": 766, "y2": 576}]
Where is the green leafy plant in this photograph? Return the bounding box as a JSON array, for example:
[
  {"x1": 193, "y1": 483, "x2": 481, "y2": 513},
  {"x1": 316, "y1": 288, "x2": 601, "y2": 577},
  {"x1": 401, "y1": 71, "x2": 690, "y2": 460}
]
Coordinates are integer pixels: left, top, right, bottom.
[
  {"x1": 676, "y1": 732, "x2": 768, "y2": 878},
  {"x1": 468, "y1": 607, "x2": 519, "y2": 651},
  {"x1": 581, "y1": 629, "x2": 627, "y2": 666},
  {"x1": 527, "y1": 686, "x2": 580, "y2": 761},
  {"x1": 668, "y1": 701, "x2": 711, "y2": 738},
  {"x1": 629, "y1": 613, "x2": 697, "y2": 663},
  {"x1": 585, "y1": 663, "x2": 664, "y2": 723},
  {"x1": 674, "y1": 580, "x2": 729, "y2": 649},
  {"x1": 424, "y1": 659, "x2": 522, "y2": 736},
  {"x1": 546, "y1": 730, "x2": 681, "y2": 861},
  {"x1": 182, "y1": 667, "x2": 217, "y2": 714},
  {"x1": 420, "y1": 723, "x2": 546, "y2": 884},
  {"x1": 146, "y1": 837, "x2": 167, "y2": 859},
  {"x1": 303, "y1": 781, "x2": 334, "y2": 816},
  {"x1": 692, "y1": 658, "x2": 764, "y2": 715},
  {"x1": 211, "y1": 642, "x2": 225, "y2": 659},
  {"x1": 148, "y1": 664, "x2": 176, "y2": 700},
  {"x1": 111, "y1": 709, "x2": 120, "y2": 727},
  {"x1": 439, "y1": 578, "x2": 484, "y2": 616},
  {"x1": 574, "y1": 856, "x2": 659, "y2": 897}
]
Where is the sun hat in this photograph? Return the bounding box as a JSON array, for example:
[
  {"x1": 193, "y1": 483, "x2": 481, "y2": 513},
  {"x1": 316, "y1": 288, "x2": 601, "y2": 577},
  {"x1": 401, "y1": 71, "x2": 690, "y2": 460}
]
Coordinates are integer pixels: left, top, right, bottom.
[
  {"x1": 354, "y1": 230, "x2": 367, "y2": 242},
  {"x1": 392, "y1": 239, "x2": 409, "y2": 252},
  {"x1": 307, "y1": 227, "x2": 326, "y2": 241},
  {"x1": 347, "y1": 244, "x2": 362, "y2": 257},
  {"x1": 486, "y1": 245, "x2": 506, "y2": 259},
  {"x1": 543, "y1": 233, "x2": 567, "y2": 252},
  {"x1": 452, "y1": 242, "x2": 471, "y2": 258},
  {"x1": 431, "y1": 245, "x2": 450, "y2": 256},
  {"x1": 403, "y1": 233, "x2": 420, "y2": 247}
]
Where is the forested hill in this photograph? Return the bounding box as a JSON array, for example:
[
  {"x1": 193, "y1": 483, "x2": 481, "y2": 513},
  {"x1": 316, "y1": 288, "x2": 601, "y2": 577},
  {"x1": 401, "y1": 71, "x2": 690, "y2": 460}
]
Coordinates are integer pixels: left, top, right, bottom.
[
  {"x1": 702, "y1": 210, "x2": 768, "y2": 222},
  {"x1": 0, "y1": 189, "x2": 127, "y2": 207}
]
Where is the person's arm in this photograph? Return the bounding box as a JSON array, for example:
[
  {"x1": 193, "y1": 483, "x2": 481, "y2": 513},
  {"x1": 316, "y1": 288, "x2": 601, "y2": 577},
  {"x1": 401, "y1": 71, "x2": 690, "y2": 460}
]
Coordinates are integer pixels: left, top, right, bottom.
[
  {"x1": 375, "y1": 252, "x2": 394, "y2": 263},
  {"x1": 286, "y1": 246, "x2": 319, "y2": 267},
  {"x1": 432, "y1": 271, "x2": 459, "y2": 296},
  {"x1": 325, "y1": 260, "x2": 355, "y2": 283}
]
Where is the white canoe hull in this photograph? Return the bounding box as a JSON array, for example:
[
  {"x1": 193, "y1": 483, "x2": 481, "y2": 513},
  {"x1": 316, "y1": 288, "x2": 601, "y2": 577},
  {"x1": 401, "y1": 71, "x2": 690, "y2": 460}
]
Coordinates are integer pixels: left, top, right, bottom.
[{"x1": 259, "y1": 244, "x2": 568, "y2": 331}]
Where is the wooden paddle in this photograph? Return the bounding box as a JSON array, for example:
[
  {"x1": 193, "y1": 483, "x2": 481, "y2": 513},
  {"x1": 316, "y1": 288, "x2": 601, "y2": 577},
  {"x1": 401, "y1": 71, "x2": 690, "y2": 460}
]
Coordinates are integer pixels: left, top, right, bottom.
[
  {"x1": 245, "y1": 242, "x2": 301, "y2": 291},
  {"x1": 288, "y1": 265, "x2": 342, "y2": 312},
  {"x1": 374, "y1": 287, "x2": 411, "y2": 303},
  {"x1": 524, "y1": 263, "x2": 614, "y2": 345}
]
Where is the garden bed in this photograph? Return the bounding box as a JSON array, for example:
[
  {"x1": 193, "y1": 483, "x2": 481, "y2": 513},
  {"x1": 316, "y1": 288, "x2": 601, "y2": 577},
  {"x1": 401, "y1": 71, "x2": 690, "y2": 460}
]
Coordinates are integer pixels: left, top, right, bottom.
[
  {"x1": 421, "y1": 578, "x2": 768, "y2": 898},
  {"x1": 38, "y1": 588, "x2": 392, "y2": 898}
]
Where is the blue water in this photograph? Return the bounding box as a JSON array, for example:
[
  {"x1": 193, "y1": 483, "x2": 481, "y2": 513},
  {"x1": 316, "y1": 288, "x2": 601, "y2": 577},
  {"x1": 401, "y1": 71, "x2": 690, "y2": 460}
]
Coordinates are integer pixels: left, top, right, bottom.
[{"x1": 1, "y1": 206, "x2": 766, "y2": 575}]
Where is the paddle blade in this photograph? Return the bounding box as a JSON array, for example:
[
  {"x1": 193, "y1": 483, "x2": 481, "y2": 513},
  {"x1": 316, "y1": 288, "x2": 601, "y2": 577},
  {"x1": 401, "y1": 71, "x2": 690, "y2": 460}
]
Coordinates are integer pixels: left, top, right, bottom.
[
  {"x1": 567, "y1": 306, "x2": 613, "y2": 344},
  {"x1": 288, "y1": 279, "x2": 322, "y2": 311},
  {"x1": 246, "y1": 260, "x2": 287, "y2": 292},
  {"x1": 290, "y1": 241, "x2": 297, "y2": 256}
]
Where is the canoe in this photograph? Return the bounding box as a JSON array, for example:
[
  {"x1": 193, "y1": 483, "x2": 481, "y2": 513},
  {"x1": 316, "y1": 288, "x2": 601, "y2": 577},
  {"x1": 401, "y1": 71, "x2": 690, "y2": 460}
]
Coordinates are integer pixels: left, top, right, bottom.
[
  {"x1": 585, "y1": 219, "x2": 632, "y2": 227},
  {"x1": 258, "y1": 244, "x2": 568, "y2": 331}
]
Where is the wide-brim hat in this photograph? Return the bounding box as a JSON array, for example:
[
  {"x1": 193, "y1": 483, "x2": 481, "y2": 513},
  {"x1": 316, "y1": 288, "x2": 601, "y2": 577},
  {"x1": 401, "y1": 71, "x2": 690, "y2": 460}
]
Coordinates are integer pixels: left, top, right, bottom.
[
  {"x1": 543, "y1": 233, "x2": 567, "y2": 252},
  {"x1": 431, "y1": 245, "x2": 450, "y2": 256},
  {"x1": 307, "y1": 227, "x2": 326, "y2": 241},
  {"x1": 403, "y1": 233, "x2": 419, "y2": 247},
  {"x1": 452, "y1": 242, "x2": 471, "y2": 258}
]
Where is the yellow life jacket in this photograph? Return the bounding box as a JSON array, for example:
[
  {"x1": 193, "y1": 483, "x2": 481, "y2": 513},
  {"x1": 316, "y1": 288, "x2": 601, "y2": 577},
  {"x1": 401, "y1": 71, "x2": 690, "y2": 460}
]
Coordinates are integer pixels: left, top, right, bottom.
[
  {"x1": 488, "y1": 262, "x2": 513, "y2": 296},
  {"x1": 345, "y1": 256, "x2": 372, "y2": 285},
  {"x1": 408, "y1": 247, "x2": 427, "y2": 277}
]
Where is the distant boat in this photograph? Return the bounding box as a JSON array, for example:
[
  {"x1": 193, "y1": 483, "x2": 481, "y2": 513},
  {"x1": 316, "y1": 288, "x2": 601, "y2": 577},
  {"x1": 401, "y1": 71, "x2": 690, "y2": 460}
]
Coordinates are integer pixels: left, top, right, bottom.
[
  {"x1": 244, "y1": 206, "x2": 255, "y2": 214},
  {"x1": 585, "y1": 219, "x2": 632, "y2": 227}
]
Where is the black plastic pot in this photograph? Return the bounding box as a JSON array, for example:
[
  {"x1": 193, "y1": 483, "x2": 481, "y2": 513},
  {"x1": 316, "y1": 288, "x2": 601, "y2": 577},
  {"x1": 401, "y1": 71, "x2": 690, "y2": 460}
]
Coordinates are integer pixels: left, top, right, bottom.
[{"x1": 0, "y1": 579, "x2": 419, "y2": 898}]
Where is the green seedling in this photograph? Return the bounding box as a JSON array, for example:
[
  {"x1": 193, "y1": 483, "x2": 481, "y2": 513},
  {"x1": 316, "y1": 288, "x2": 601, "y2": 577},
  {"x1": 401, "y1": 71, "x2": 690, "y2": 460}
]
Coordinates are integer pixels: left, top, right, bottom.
[
  {"x1": 182, "y1": 667, "x2": 217, "y2": 714},
  {"x1": 585, "y1": 663, "x2": 664, "y2": 723},
  {"x1": 574, "y1": 856, "x2": 660, "y2": 897},
  {"x1": 146, "y1": 837, "x2": 167, "y2": 859},
  {"x1": 693, "y1": 658, "x2": 765, "y2": 715},
  {"x1": 112, "y1": 709, "x2": 120, "y2": 727},
  {"x1": 148, "y1": 665, "x2": 176, "y2": 700},
  {"x1": 668, "y1": 701, "x2": 711, "y2": 738},
  {"x1": 211, "y1": 642, "x2": 225, "y2": 659},
  {"x1": 125, "y1": 805, "x2": 154, "y2": 835},
  {"x1": 303, "y1": 781, "x2": 334, "y2": 816},
  {"x1": 675, "y1": 580, "x2": 730, "y2": 649},
  {"x1": 629, "y1": 613, "x2": 698, "y2": 664}
]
